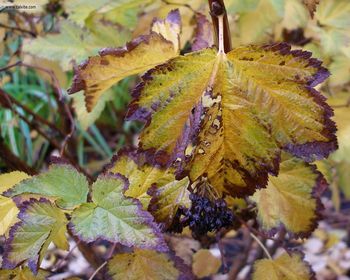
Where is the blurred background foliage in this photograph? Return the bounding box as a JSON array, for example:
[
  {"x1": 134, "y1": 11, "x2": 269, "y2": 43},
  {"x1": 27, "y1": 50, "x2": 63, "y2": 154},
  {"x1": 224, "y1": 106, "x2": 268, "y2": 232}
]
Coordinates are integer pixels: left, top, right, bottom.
[{"x1": 0, "y1": 0, "x2": 350, "y2": 279}]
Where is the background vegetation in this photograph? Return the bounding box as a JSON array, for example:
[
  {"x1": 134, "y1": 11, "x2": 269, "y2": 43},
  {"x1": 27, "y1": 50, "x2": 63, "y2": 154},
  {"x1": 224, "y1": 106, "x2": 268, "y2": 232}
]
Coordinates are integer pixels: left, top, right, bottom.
[{"x1": 0, "y1": 0, "x2": 350, "y2": 279}]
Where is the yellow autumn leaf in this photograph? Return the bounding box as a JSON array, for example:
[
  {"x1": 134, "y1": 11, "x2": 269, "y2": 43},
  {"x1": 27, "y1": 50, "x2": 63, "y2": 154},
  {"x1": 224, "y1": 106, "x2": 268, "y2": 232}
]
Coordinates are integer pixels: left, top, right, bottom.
[
  {"x1": 107, "y1": 152, "x2": 173, "y2": 207},
  {"x1": 192, "y1": 249, "x2": 221, "y2": 278},
  {"x1": 128, "y1": 43, "x2": 336, "y2": 197},
  {"x1": 236, "y1": 0, "x2": 281, "y2": 45},
  {"x1": 0, "y1": 171, "x2": 31, "y2": 236},
  {"x1": 251, "y1": 153, "x2": 324, "y2": 237},
  {"x1": 252, "y1": 252, "x2": 314, "y2": 280},
  {"x1": 68, "y1": 10, "x2": 181, "y2": 112},
  {"x1": 107, "y1": 249, "x2": 180, "y2": 280},
  {"x1": 0, "y1": 171, "x2": 31, "y2": 193},
  {"x1": 0, "y1": 267, "x2": 50, "y2": 280}
]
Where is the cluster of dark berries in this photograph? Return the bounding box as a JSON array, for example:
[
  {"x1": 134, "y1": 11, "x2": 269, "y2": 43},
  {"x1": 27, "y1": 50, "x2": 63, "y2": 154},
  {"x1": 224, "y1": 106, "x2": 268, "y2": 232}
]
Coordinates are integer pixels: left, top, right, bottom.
[{"x1": 183, "y1": 193, "x2": 234, "y2": 238}]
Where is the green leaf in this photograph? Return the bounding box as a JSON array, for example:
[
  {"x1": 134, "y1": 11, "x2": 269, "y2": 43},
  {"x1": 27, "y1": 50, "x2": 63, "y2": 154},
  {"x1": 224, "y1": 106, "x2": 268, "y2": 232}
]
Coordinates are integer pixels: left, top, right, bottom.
[
  {"x1": 328, "y1": 95, "x2": 350, "y2": 163},
  {"x1": 337, "y1": 160, "x2": 350, "y2": 199},
  {"x1": 128, "y1": 43, "x2": 336, "y2": 197},
  {"x1": 68, "y1": 10, "x2": 181, "y2": 111},
  {"x1": 23, "y1": 20, "x2": 129, "y2": 71},
  {"x1": 251, "y1": 153, "x2": 325, "y2": 237},
  {"x1": 94, "y1": 0, "x2": 155, "y2": 29},
  {"x1": 316, "y1": 0, "x2": 350, "y2": 29},
  {"x1": 226, "y1": 0, "x2": 260, "y2": 13},
  {"x1": 65, "y1": 0, "x2": 111, "y2": 26},
  {"x1": 2, "y1": 198, "x2": 68, "y2": 274},
  {"x1": 282, "y1": 0, "x2": 309, "y2": 30},
  {"x1": 252, "y1": 252, "x2": 314, "y2": 280},
  {"x1": 4, "y1": 164, "x2": 89, "y2": 209},
  {"x1": 237, "y1": 0, "x2": 281, "y2": 44},
  {"x1": 0, "y1": 267, "x2": 50, "y2": 280},
  {"x1": 66, "y1": 0, "x2": 153, "y2": 27},
  {"x1": 70, "y1": 175, "x2": 167, "y2": 251},
  {"x1": 107, "y1": 249, "x2": 181, "y2": 280},
  {"x1": 317, "y1": 27, "x2": 350, "y2": 55},
  {"x1": 329, "y1": 55, "x2": 350, "y2": 86}
]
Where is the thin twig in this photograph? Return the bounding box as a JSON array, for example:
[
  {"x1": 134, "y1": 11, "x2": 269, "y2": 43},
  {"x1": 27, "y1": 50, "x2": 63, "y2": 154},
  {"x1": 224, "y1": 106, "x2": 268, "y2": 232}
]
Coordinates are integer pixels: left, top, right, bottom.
[
  {"x1": 88, "y1": 261, "x2": 107, "y2": 280},
  {"x1": 107, "y1": 243, "x2": 117, "y2": 260},
  {"x1": 227, "y1": 228, "x2": 253, "y2": 279},
  {"x1": 0, "y1": 127, "x2": 37, "y2": 175},
  {"x1": 52, "y1": 241, "x2": 81, "y2": 272},
  {"x1": 250, "y1": 232, "x2": 272, "y2": 260},
  {"x1": 0, "y1": 88, "x2": 65, "y2": 135}
]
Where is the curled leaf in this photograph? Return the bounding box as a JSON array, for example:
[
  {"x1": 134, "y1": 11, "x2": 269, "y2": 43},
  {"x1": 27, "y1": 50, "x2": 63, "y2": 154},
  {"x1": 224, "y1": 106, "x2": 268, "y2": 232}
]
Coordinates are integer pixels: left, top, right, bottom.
[{"x1": 68, "y1": 10, "x2": 181, "y2": 111}]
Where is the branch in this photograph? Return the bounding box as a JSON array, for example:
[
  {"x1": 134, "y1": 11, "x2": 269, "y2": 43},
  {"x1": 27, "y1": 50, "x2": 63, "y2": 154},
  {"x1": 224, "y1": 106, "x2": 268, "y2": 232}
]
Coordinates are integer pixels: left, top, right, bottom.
[
  {"x1": 0, "y1": 128, "x2": 37, "y2": 175},
  {"x1": 0, "y1": 88, "x2": 65, "y2": 135},
  {"x1": 208, "y1": 0, "x2": 232, "y2": 52},
  {"x1": 0, "y1": 22, "x2": 36, "y2": 37},
  {"x1": 0, "y1": 61, "x2": 75, "y2": 156}
]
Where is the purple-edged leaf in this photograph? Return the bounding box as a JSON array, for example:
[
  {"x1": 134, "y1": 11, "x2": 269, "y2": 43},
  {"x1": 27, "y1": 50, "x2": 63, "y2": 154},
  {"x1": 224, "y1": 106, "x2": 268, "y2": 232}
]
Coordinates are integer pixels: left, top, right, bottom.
[
  {"x1": 68, "y1": 10, "x2": 181, "y2": 112},
  {"x1": 4, "y1": 164, "x2": 89, "y2": 209},
  {"x1": 2, "y1": 198, "x2": 68, "y2": 274},
  {"x1": 127, "y1": 43, "x2": 337, "y2": 197},
  {"x1": 69, "y1": 175, "x2": 167, "y2": 252},
  {"x1": 251, "y1": 152, "x2": 326, "y2": 238},
  {"x1": 192, "y1": 13, "x2": 214, "y2": 51}
]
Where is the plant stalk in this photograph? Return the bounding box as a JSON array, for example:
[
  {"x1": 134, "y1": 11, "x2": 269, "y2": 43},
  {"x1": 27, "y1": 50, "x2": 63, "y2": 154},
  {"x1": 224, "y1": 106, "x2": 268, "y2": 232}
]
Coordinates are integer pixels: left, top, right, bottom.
[{"x1": 208, "y1": 0, "x2": 232, "y2": 53}]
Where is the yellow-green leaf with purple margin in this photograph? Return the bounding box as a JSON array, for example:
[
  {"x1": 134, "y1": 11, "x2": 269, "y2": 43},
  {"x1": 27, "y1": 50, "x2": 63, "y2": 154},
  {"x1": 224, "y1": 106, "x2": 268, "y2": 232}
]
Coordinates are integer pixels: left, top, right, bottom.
[{"x1": 127, "y1": 43, "x2": 336, "y2": 197}]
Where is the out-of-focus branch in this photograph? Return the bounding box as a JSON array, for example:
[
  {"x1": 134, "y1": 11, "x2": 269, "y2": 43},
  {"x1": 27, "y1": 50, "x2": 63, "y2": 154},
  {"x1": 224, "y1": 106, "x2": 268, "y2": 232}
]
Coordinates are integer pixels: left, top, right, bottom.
[{"x1": 0, "y1": 127, "x2": 37, "y2": 175}]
